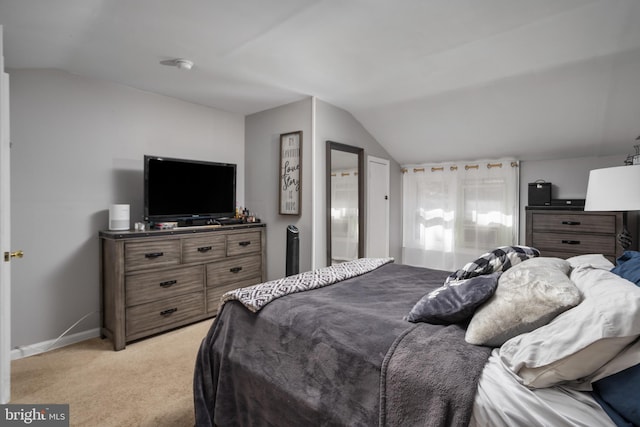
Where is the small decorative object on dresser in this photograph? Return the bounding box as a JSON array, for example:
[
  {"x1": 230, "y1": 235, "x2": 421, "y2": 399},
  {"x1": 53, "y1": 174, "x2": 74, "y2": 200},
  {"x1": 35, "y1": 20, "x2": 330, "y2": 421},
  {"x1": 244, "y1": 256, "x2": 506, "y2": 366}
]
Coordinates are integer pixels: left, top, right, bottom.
[
  {"x1": 525, "y1": 207, "x2": 637, "y2": 262},
  {"x1": 99, "y1": 223, "x2": 266, "y2": 350}
]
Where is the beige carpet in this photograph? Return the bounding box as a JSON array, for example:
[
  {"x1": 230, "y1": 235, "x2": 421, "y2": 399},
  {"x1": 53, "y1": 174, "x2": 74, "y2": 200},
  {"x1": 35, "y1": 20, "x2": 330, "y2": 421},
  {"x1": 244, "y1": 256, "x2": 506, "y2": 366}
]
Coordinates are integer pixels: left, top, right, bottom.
[{"x1": 10, "y1": 319, "x2": 215, "y2": 427}]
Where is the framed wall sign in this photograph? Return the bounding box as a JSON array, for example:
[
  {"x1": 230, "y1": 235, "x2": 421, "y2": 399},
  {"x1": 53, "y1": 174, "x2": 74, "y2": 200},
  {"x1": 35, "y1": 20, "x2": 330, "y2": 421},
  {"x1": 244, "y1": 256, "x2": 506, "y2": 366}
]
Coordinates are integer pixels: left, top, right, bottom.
[{"x1": 279, "y1": 131, "x2": 302, "y2": 215}]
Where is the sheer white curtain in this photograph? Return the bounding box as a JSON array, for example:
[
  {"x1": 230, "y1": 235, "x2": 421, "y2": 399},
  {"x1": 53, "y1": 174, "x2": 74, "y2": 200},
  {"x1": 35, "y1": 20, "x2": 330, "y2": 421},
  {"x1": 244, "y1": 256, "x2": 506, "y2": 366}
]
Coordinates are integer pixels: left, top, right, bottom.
[
  {"x1": 331, "y1": 168, "x2": 359, "y2": 262},
  {"x1": 402, "y1": 159, "x2": 519, "y2": 271}
]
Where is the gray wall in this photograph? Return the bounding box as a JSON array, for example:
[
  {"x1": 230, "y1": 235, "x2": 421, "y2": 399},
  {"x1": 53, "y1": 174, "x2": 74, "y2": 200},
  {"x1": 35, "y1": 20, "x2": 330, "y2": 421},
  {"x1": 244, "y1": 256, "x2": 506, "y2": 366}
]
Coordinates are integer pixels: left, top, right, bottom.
[
  {"x1": 245, "y1": 98, "x2": 313, "y2": 280},
  {"x1": 245, "y1": 98, "x2": 401, "y2": 279},
  {"x1": 314, "y1": 100, "x2": 402, "y2": 266},
  {"x1": 9, "y1": 69, "x2": 245, "y2": 348},
  {"x1": 9, "y1": 68, "x2": 633, "y2": 351}
]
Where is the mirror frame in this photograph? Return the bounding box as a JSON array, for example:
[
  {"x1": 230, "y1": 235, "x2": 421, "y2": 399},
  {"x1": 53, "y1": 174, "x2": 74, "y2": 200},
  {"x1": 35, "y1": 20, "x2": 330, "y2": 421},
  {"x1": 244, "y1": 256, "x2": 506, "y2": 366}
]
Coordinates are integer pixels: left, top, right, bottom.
[{"x1": 326, "y1": 141, "x2": 364, "y2": 265}]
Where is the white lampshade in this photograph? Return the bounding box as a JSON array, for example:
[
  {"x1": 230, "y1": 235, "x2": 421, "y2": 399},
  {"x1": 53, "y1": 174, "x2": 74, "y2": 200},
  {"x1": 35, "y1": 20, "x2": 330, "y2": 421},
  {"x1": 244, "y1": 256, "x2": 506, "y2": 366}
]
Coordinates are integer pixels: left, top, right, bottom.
[{"x1": 585, "y1": 165, "x2": 640, "y2": 211}]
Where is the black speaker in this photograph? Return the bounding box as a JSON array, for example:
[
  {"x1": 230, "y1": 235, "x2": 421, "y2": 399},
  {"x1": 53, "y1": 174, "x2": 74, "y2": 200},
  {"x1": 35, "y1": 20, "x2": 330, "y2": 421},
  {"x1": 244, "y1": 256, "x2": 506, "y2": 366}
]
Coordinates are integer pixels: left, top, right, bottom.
[
  {"x1": 528, "y1": 182, "x2": 552, "y2": 206},
  {"x1": 286, "y1": 225, "x2": 299, "y2": 277}
]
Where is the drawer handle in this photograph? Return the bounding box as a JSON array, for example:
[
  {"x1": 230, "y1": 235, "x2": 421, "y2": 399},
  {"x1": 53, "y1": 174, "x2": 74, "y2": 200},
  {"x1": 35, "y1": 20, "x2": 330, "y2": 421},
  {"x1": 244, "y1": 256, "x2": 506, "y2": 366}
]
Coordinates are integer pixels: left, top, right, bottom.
[
  {"x1": 159, "y1": 280, "x2": 177, "y2": 288},
  {"x1": 561, "y1": 221, "x2": 581, "y2": 226},
  {"x1": 562, "y1": 240, "x2": 581, "y2": 245},
  {"x1": 238, "y1": 241, "x2": 251, "y2": 247},
  {"x1": 230, "y1": 267, "x2": 243, "y2": 274},
  {"x1": 197, "y1": 246, "x2": 213, "y2": 253},
  {"x1": 160, "y1": 308, "x2": 178, "y2": 316},
  {"x1": 144, "y1": 252, "x2": 164, "y2": 259}
]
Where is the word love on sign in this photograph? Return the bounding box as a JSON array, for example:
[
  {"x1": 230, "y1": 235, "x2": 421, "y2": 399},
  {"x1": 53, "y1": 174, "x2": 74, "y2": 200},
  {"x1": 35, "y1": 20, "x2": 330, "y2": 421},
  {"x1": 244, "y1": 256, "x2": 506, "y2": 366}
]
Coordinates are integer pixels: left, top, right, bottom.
[{"x1": 279, "y1": 131, "x2": 302, "y2": 215}]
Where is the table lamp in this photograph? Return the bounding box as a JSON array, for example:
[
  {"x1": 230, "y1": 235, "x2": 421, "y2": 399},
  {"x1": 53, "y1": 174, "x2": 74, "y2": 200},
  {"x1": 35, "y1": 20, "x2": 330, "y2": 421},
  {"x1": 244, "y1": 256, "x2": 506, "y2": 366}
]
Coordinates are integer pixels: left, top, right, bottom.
[{"x1": 584, "y1": 165, "x2": 640, "y2": 249}]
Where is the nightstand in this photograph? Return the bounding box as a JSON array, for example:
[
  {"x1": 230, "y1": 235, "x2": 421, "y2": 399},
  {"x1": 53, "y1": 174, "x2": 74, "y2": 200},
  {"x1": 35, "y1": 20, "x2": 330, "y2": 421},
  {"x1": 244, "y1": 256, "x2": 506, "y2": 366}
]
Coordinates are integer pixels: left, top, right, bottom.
[{"x1": 525, "y1": 207, "x2": 637, "y2": 262}]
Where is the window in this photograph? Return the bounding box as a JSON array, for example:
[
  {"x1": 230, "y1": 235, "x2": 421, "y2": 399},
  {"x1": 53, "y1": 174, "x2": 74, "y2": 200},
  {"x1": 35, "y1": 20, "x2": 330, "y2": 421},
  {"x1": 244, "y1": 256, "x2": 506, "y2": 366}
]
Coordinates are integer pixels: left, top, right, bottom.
[{"x1": 402, "y1": 160, "x2": 519, "y2": 271}]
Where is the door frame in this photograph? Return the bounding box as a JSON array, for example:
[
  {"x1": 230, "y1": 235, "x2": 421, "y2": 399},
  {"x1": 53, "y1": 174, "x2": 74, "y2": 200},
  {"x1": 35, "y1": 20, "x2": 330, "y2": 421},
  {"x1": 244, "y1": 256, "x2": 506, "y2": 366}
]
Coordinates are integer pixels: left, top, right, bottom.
[
  {"x1": 0, "y1": 26, "x2": 11, "y2": 404},
  {"x1": 366, "y1": 156, "x2": 389, "y2": 257}
]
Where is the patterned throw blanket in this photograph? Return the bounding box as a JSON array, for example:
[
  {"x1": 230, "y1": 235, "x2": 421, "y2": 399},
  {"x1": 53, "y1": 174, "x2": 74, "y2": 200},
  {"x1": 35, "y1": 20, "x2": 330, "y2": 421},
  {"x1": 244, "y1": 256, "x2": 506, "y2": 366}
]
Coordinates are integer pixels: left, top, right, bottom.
[{"x1": 221, "y1": 257, "x2": 394, "y2": 312}]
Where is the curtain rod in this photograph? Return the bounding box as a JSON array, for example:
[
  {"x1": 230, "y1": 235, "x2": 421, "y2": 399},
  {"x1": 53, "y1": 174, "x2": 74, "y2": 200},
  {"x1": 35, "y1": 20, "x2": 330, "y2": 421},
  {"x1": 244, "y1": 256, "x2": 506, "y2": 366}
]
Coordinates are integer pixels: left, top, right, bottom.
[{"x1": 401, "y1": 161, "x2": 518, "y2": 173}]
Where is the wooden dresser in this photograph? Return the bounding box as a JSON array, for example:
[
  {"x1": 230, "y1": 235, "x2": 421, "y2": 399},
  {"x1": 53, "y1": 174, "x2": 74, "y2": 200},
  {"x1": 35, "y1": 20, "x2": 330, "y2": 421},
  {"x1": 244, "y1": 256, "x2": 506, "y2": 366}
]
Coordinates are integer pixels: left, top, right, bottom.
[
  {"x1": 100, "y1": 223, "x2": 266, "y2": 350},
  {"x1": 525, "y1": 207, "x2": 637, "y2": 262}
]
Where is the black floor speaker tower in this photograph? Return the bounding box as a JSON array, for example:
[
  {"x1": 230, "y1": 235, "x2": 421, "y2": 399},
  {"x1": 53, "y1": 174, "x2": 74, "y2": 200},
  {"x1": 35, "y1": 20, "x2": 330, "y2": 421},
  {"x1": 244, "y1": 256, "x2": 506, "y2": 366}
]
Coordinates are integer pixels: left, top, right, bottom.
[{"x1": 286, "y1": 225, "x2": 299, "y2": 277}]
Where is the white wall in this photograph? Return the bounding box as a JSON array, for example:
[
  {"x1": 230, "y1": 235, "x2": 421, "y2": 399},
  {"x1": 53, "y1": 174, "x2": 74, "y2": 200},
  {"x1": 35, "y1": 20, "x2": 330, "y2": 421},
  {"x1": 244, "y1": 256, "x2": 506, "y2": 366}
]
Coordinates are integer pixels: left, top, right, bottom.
[{"x1": 9, "y1": 69, "x2": 245, "y2": 348}]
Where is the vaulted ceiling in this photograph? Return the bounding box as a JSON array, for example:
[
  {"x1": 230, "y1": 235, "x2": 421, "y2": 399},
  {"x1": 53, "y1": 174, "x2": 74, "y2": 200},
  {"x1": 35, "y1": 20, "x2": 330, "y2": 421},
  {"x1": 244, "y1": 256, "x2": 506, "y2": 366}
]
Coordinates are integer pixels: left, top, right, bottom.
[{"x1": 2, "y1": 0, "x2": 640, "y2": 164}]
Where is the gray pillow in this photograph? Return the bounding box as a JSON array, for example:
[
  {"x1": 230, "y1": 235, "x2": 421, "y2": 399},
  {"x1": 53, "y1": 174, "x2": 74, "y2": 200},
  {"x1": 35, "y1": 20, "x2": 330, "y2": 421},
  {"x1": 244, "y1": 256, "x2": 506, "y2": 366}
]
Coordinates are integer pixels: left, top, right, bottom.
[
  {"x1": 465, "y1": 257, "x2": 581, "y2": 347},
  {"x1": 406, "y1": 272, "x2": 501, "y2": 325}
]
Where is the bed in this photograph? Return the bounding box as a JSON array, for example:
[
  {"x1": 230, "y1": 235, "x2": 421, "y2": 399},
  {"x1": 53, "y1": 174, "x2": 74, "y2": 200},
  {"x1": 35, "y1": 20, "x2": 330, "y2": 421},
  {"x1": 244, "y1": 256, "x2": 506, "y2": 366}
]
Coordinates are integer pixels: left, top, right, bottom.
[{"x1": 193, "y1": 248, "x2": 640, "y2": 427}]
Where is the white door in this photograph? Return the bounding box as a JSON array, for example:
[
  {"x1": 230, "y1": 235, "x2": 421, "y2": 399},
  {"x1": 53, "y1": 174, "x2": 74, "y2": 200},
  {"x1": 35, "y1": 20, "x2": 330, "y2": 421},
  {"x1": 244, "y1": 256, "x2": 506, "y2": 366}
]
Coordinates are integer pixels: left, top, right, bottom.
[
  {"x1": 367, "y1": 156, "x2": 389, "y2": 258},
  {"x1": 0, "y1": 26, "x2": 11, "y2": 404}
]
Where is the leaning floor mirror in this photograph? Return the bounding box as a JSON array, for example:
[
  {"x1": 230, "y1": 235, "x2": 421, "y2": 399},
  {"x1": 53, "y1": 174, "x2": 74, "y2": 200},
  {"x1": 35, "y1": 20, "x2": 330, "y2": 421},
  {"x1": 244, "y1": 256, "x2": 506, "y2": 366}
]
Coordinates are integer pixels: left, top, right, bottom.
[{"x1": 326, "y1": 141, "x2": 364, "y2": 265}]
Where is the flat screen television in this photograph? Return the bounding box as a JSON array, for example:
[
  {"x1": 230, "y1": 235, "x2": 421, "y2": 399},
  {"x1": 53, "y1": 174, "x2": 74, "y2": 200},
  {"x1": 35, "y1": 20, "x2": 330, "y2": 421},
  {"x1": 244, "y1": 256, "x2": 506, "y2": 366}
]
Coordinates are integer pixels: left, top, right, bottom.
[{"x1": 144, "y1": 155, "x2": 236, "y2": 225}]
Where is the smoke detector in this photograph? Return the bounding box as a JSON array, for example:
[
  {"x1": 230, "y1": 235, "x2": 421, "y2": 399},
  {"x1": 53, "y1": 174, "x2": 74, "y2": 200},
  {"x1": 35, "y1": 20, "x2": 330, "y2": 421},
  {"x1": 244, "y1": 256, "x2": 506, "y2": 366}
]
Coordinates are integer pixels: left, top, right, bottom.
[{"x1": 160, "y1": 58, "x2": 194, "y2": 70}]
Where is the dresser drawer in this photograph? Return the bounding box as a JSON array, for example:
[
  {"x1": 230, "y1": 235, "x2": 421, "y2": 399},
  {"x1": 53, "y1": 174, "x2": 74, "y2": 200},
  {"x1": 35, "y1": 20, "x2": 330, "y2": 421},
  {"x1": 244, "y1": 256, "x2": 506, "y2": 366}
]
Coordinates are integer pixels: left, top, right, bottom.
[
  {"x1": 125, "y1": 240, "x2": 180, "y2": 272},
  {"x1": 207, "y1": 254, "x2": 262, "y2": 286},
  {"x1": 206, "y1": 277, "x2": 262, "y2": 314},
  {"x1": 531, "y1": 213, "x2": 616, "y2": 234},
  {"x1": 226, "y1": 231, "x2": 261, "y2": 257},
  {"x1": 182, "y1": 235, "x2": 226, "y2": 264},
  {"x1": 532, "y1": 232, "x2": 617, "y2": 256},
  {"x1": 126, "y1": 265, "x2": 204, "y2": 307},
  {"x1": 126, "y1": 292, "x2": 205, "y2": 337}
]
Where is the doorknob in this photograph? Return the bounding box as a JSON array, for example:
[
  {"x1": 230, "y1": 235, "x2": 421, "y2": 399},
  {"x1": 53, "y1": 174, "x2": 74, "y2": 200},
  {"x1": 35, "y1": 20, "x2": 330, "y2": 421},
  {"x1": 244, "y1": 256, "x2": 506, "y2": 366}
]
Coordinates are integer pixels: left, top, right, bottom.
[{"x1": 3, "y1": 250, "x2": 24, "y2": 262}]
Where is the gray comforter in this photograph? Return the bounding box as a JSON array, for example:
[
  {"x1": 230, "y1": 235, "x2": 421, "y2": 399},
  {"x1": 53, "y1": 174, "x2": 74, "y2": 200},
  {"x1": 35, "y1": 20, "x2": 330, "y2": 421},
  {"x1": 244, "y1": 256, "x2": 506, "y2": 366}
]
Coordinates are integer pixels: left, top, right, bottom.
[{"x1": 194, "y1": 263, "x2": 492, "y2": 427}]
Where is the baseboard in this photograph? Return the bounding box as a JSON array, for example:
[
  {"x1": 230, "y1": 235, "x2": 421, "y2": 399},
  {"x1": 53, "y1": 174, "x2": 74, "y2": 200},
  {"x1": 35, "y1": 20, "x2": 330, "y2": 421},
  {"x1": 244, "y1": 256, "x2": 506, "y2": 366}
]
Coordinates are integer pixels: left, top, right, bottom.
[{"x1": 11, "y1": 328, "x2": 101, "y2": 360}]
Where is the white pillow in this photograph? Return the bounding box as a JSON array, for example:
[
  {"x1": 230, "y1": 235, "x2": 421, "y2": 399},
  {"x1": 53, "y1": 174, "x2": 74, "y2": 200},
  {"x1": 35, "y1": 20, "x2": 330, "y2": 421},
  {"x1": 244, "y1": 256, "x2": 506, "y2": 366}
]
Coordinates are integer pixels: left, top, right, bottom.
[
  {"x1": 565, "y1": 254, "x2": 614, "y2": 270},
  {"x1": 499, "y1": 265, "x2": 640, "y2": 389},
  {"x1": 586, "y1": 336, "x2": 640, "y2": 386},
  {"x1": 465, "y1": 257, "x2": 581, "y2": 347}
]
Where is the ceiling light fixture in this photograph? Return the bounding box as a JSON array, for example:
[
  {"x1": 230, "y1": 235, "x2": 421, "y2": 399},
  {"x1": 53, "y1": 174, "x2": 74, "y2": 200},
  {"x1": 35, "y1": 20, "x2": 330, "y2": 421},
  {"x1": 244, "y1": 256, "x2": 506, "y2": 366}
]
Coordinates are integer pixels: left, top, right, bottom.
[{"x1": 160, "y1": 58, "x2": 194, "y2": 70}]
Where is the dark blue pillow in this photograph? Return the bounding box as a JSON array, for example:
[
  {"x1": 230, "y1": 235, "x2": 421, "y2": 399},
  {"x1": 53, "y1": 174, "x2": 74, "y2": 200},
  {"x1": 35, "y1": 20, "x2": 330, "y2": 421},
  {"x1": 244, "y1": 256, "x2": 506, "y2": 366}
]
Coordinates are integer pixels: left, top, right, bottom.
[
  {"x1": 593, "y1": 363, "x2": 640, "y2": 426},
  {"x1": 406, "y1": 272, "x2": 501, "y2": 325},
  {"x1": 611, "y1": 251, "x2": 640, "y2": 286}
]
